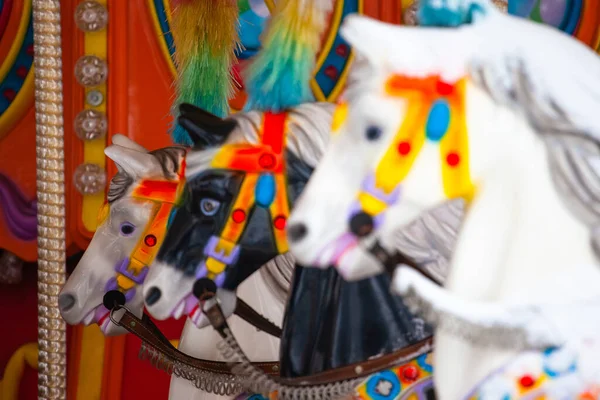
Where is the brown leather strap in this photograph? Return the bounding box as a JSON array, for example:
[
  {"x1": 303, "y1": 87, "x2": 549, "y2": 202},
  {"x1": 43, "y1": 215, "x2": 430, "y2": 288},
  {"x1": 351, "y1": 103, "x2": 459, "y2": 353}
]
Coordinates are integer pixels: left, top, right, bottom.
[
  {"x1": 116, "y1": 304, "x2": 433, "y2": 385},
  {"x1": 284, "y1": 336, "x2": 433, "y2": 384},
  {"x1": 204, "y1": 300, "x2": 435, "y2": 385},
  {"x1": 234, "y1": 297, "x2": 282, "y2": 338},
  {"x1": 116, "y1": 309, "x2": 280, "y2": 375}
]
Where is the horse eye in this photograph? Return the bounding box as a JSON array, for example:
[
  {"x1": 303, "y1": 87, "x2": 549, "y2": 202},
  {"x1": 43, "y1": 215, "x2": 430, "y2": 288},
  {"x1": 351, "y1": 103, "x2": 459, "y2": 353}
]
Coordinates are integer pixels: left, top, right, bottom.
[
  {"x1": 120, "y1": 222, "x2": 136, "y2": 236},
  {"x1": 200, "y1": 198, "x2": 220, "y2": 216},
  {"x1": 365, "y1": 125, "x2": 383, "y2": 141}
]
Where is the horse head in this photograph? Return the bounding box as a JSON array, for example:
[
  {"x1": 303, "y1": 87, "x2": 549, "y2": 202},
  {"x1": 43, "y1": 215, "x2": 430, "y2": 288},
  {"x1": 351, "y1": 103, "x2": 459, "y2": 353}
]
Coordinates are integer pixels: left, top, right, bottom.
[
  {"x1": 287, "y1": 8, "x2": 600, "y2": 282},
  {"x1": 59, "y1": 135, "x2": 187, "y2": 335},
  {"x1": 142, "y1": 103, "x2": 333, "y2": 326}
]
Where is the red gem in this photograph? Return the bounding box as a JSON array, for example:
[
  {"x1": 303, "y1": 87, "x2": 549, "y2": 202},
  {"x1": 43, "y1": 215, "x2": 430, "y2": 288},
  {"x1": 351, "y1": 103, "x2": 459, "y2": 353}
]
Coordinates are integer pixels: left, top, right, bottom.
[
  {"x1": 519, "y1": 375, "x2": 535, "y2": 388},
  {"x1": 335, "y1": 44, "x2": 349, "y2": 57},
  {"x1": 402, "y1": 365, "x2": 419, "y2": 381},
  {"x1": 232, "y1": 209, "x2": 246, "y2": 223},
  {"x1": 16, "y1": 66, "x2": 28, "y2": 79},
  {"x1": 436, "y1": 81, "x2": 454, "y2": 95},
  {"x1": 274, "y1": 215, "x2": 287, "y2": 230},
  {"x1": 324, "y1": 65, "x2": 338, "y2": 80},
  {"x1": 259, "y1": 153, "x2": 276, "y2": 169},
  {"x1": 144, "y1": 234, "x2": 157, "y2": 247},
  {"x1": 3, "y1": 89, "x2": 16, "y2": 101},
  {"x1": 26, "y1": 44, "x2": 34, "y2": 56},
  {"x1": 446, "y1": 152, "x2": 460, "y2": 167},
  {"x1": 397, "y1": 141, "x2": 411, "y2": 155}
]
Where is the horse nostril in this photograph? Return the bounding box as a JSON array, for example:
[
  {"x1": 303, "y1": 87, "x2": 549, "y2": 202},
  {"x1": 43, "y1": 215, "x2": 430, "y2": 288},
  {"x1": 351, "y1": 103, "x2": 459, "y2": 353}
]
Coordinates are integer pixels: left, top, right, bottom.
[
  {"x1": 349, "y1": 212, "x2": 374, "y2": 237},
  {"x1": 145, "y1": 287, "x2": 162, "y2": 306},
  {"x1": 58, "y1": 294, "x2": 76, "y2": 313},
  {"x1": 287, "y1": 222, "x2": 308, "y2": 243}
]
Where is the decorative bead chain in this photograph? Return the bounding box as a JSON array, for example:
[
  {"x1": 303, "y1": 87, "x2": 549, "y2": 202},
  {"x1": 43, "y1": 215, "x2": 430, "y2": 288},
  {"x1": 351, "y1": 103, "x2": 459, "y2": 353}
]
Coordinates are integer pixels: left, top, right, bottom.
[{"x1": 33, "y1": 0, "x2": 67, "y2": 398}]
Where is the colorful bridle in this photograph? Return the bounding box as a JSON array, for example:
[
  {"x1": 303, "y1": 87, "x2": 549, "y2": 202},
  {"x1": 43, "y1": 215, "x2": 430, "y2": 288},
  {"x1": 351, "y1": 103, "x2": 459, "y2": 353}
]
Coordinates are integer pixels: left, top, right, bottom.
[
  {"x1": 198, "y1": 112, "x2": 290, "y2": 286},
  {"x1": 99, "y1": 157, "x2": 187, "y2": 302},
  {"x1": 342, "y1": 75, "x2": 474, "y2": 230}
]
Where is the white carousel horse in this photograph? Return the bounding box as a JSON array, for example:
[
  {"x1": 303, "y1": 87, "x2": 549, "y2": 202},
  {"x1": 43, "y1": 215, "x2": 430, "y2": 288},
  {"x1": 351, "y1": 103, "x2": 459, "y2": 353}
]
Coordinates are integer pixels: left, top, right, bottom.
[
  {"x1": 58, "y1": 135, "x2": 287, "y2": 400},
  {"x1": 286, "y1": 6, "x2": 600, "y2": 399}
]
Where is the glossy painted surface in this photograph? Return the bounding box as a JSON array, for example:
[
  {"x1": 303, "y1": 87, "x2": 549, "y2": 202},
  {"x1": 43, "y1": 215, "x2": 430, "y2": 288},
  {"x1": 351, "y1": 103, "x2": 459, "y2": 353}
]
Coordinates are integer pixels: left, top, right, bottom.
[{"x1": 0, "y1": 1, "x2": 405, "y2": 399}]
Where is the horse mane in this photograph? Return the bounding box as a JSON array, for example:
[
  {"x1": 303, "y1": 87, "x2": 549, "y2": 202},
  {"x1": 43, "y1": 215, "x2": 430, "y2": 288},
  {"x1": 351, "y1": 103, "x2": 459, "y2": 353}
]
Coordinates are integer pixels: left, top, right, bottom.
[
  {"x1": 471, "y1": 56, "x2": 600, "y2": 259},
  {"x1": 185, "y1": 102, "x2": 334, "y2": 178},
  {"x1": 107, "y1": 146, "x2": 187, "y2": 203}
]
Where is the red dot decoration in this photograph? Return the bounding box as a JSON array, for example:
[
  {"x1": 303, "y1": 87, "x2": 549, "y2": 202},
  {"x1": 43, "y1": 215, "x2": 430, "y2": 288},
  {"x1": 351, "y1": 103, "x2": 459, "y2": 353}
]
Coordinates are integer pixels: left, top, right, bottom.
[
  {"x1": 274, "y1": 215, "x2": 287, "y2": 230},
  {"x1": 232, "y1": 209, "x2": 246, "y2": 223},
  {"x1": 259, "y1": 153, "x2": 276, "y2": 169},
  {"x1": 519, "y1": 375, "x2": 535, "y2": 388},
  {"x1": 402, "y1": 365, "x2": 419, "y2": 381},
  {"x1": 16, "y1": 66, "x2": 28, "y2": 79},
  {"x1": 3, "y1": 89, "x2": 16, "y2": 101},
  {"x1": 26, "y1": 45, "x2": 34, "y2": 56},
  {"x1": 144, "y1": 234, "x2": 157, "y2": 247},
  {"x1": 436, "y1": 81, "x2": 454, "y2": 95},
  {"x1": 397, "y1": 141, "x2": 411, "y2": 156},
  {"x1": 335, "y1": 44, "x2": 349, "y2": 57},
  {"x1": 446, "y1": 152, "x2": 460, "y2": 167},
  {"x1": 325, "y1": 65, "x2": 338, "y2": 80}
]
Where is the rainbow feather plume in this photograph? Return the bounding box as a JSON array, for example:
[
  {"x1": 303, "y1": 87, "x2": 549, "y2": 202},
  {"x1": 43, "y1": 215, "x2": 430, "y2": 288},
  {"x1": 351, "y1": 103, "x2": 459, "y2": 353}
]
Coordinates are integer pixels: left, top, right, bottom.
[
  {"x1": 243, "y1": 0, "x2": 333, "y2": 112},
  {"x1": 170, "y1": 0, "x2": 240, "y2": 145}
]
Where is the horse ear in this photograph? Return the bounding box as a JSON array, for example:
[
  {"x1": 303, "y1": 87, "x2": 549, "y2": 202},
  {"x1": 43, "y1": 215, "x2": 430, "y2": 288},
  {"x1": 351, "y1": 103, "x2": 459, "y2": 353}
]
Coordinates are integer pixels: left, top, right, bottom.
[
  {"x1": 177, "y1": 103, "x2": 237, "y2": 147},
  {"x1": 104, "y1": 145, "x2": 160, "y2": 178},
  {"x1": 111, "y1": 134, "x2": 149, "y2": 153}
]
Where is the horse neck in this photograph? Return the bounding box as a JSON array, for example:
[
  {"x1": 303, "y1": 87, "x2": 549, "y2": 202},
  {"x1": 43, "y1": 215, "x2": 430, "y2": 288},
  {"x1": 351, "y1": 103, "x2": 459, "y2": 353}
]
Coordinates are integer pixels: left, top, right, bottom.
[{"x1": 446, "y1": 86, "x2": 597, "y2": 302}]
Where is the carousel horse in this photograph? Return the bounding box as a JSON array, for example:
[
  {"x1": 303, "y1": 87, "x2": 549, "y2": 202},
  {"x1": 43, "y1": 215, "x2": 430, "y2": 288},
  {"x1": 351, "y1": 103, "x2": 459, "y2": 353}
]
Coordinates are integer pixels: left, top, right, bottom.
[
  {"x1": 286, "y1": 4, "x2": 600, "y2": 399},
  {"x1": 140, "y1": 100, "x2": 463, "y2": 398},
  {"x1": 58, "y1": 135, "x2": 286, "y2": 400}
]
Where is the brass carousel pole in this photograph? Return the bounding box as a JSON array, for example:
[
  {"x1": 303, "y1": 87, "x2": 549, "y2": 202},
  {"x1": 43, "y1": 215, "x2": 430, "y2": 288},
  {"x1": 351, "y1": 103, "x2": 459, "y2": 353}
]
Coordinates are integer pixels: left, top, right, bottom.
[{"x1": 33, "y1": 0, "x2": 67, "y2": 399}]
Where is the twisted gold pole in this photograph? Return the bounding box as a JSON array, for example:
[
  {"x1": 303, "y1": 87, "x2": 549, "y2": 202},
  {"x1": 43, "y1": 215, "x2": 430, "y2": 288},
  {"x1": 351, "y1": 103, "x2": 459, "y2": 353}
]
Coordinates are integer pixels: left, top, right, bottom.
[{"x1": 33, "y1": 0, "x2": 67, "y2": 398}]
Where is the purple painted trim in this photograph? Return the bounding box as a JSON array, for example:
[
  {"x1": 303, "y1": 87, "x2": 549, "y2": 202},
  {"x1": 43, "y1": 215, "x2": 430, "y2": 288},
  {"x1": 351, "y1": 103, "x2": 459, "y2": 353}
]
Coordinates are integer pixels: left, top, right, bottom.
[
  {"x1": 195, "y1": 262, "x2": 208, "y2": 279},
  {"x1": 0, "y1": 173, "x2": 37, "y2": 241},
  {"x1": 330, "y1": 232, "x2": 357, "y2": 262},
  {"x1": 94, "y1": 305, "x2": 109, "y2": 322},
  {"x1": 115, "y1": 257, "x2": 149, "y2": 285},
  {"x1": 204, "y1": 235, "x2": 240, "y2": 264},
  {"x1": 360, "y1": 174, "x2": 402, "y2": 206},
  {"x1": 214, "y1": 272, "x2": 225, "y2": 287}
]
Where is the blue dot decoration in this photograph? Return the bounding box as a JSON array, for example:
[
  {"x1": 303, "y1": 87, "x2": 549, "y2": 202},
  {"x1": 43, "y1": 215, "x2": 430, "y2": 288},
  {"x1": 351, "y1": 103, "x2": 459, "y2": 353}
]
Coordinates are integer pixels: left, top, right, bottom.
[
  {"x1": 542, "y1": 347, "x2": 577, "y2": 378},
  {"x1": 365, "y1": 370, "x2": 401, "y2": 399},
  {"x1": 246, "y1": 395, "x2": 268, "y2": 400},
  {"x1": 416, "y1": 353, "x2": 434, "y2": 374},
  {"x1": 255, "y1": 174, "x2": 276, "y2": 207},
  {"x1": 425, "y1": 99, "x2": 451, "y2": 142}
]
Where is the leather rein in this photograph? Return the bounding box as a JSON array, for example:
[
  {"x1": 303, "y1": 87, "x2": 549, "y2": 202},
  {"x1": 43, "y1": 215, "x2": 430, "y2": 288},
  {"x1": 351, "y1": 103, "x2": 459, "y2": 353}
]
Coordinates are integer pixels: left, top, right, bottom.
[{"x1": 107, "y1": 248, "x2": 435, "y2": 386}]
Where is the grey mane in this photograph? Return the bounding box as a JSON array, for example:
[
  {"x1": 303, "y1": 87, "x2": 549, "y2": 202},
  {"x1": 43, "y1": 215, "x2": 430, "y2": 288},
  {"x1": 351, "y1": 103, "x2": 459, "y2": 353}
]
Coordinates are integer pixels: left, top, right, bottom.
[
  {"x1": 471, "y1": 58, "x2": 600, "y2": 258},
  {"x1": 107, "y1": 146, "x2": 187, "y2": 203},
  {"x1": 185, "y1": 102, "x2": 334, "y2": 177}
]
